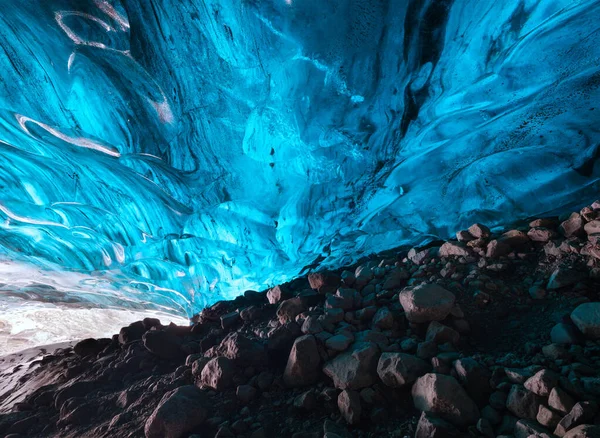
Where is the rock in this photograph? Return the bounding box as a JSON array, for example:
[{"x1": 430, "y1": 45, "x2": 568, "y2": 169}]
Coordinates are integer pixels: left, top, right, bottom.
[
  {"x1": 584, "y1": 220, "x2": 600, "y2": 235},
  {"x1": 267, "y1": 285, "x2": 289, "y2": 304},
  {"x1": 325, "y1": 333, "x2": 354, "y2": 352},
  {"x1": 547, "y1": 268, "x2": 587, "y2": 290},
  {"x1": 486, "y1": 240, "x2": 512, "y2": 258},
  {"x1": 323, "y1": 419, "x2": 351, "y2": 438},
  {"x1": 301, "y1": 316, "x2": 324, "y2": 334},
  {"x1": 411, "y1": 373, "x2": 480, "y2": 426},
  {"x1": 554, "y1": 402, "x2": 598, "y2": 437},
  {"x1": 469, "y1": 223, "x2": 491, "y2": 239},
  {"x1": 277, "y1": 297, "x2": 306, "y2": 324},
  {"x1": 560, "y1": 213, "x2": 585, "y2": 237},
  {"x1": 54, "y1": 381, "x2": 100, "y2": 410},
  {"x1": 399, "y1": 284, "x2": 456, "y2": 323},
  {"x1": 284, "y1": 335, "x2": 321, "y2": 387},
  {"x1": 199, "y1": 357, "x2": 235, "y2": 391},
  {"x1": 144, "y1": 386, "x2": 207, "y2": 438},
  {"x1": 454, "y1": 358, "x2": 492, "y2": 406},
  {"x1": 524, "y1": 369, "x2": 559, "y2": 396},
  {"x1": 498, "y1": 230, "x2": 530, "y2": 246},
  {"x1": 218, "y1": 332, "x2": 267, "y2": 367},
  {"x1": 143, "y1": 330, "x2": 184, "y2": 359},
  {"x1": 191, "y1": 357, "x2": 209, "y2": 376},
  {"x1": 537, "y1": 404, "x2": 562, "y2": 429},
  {"x1": 377, "y1": 352, "x2": 430, "y2": 388},
  {"x1": 563, "y1": 425, "x2": 600, "y2": 438},
  {"x1": 549, "y1": 387, "x2": 576, "y2": 415},
  {"x1": 456, "y1": 230, "x2": 474, "y2": 242},
  {"x1": 529, "y1": 285, "x2": 547, "y2": 299},
  {"x1": 416, "y1": 340, "x2": 438, "y2": 359},
  {"x1": 514, "y1": 419, "x2": 553, "y2": 438},
  {"x1": 294, "y1": 390, "x2": 317, "y2": 411},
  {"x1": 415, "y1": 412, "x2": 460, "y2": 437},
  {"x1": 408, "y1": 247, "x2": 438, "y2": 265},
  {"x1": 323, "y1": 342, "x2": 380, "y2": 390},
  {"x1": 338, "y1": 390, "x2": 361, "y2": 425},
  {"x1": 236, "y1": 385, "x2": 257, "y2": 405},
  {"x1": 267, "y1": 321, "x2": 301, "y2": 351},
  {"x1": 118, "y1": 321, "x2": 146, "y2": 344},
  {"x1": 220, "y1": 311, "x2": 240, "y2": 329},
  {"x1": 551, "y1": 323, "x2": 582, "y2": 344},
  {"x1": 571, "y1": 303, "x2": 600, "y2": 339},
  {"x1": 528, "y1": 227, "x2": 557, "y2": 242},
  {"x1": 308, "y1": 271, "x2": 340, "y2": 294},
  {"x1": 240, "y1": 305, "x2": 262, "y2": 322},
  {"x1": 426, "y1": 321, "x2": 460, "y2": 345},
  {"x1": 382, "y1": 269, "x2": 410, "y2": 290},
  {"x1": 73, "y1": 338, "x2": 109, "y2": 357},
  {"x1": 506, "y1": 385, "x2": 544, "y2": 420},
  {"x1": 439, "y1": 241, "x2": 473, "y2": 258},
  {"x1": 371, "y1": 306, "x2": 395, "y2": 329}
]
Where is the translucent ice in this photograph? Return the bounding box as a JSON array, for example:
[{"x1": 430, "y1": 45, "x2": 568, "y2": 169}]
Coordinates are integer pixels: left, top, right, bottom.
[{"x1": 1, "y1": 0, "x2": 599, "y2": 321}]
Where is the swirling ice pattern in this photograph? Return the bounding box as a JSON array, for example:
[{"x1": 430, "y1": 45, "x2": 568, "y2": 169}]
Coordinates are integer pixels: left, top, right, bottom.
[{"x1": 1, "y1": 0, "x2": 600, "y2": 318}]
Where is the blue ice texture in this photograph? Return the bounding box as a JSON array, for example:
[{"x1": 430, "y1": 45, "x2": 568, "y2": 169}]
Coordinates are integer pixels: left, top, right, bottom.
[{"x1": 1, "y1": 0, "x2": 600, "y2": 318}]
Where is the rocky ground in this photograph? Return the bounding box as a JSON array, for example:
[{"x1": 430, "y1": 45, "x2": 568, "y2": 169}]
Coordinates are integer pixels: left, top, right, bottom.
[{"x1": 2, "y1": 205, "x2": 600, "y2": 438}]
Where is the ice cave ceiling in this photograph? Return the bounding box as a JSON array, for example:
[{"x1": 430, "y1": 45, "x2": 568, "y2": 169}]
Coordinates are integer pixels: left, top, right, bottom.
[{"x1": 1, "y1": 0, "x2": 600, "y2": 318}]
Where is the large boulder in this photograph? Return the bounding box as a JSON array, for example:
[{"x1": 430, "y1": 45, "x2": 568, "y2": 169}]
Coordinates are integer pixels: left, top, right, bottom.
[
  {"x1": 323, "y1": 342, "x2": 380, "y2": 390},
  {"x1": 377, "y1": 353, "x2": 430, "y2": 388},
  {"x1": 217, "y1": 332, "x2": 267, "y2": 367},
  {"x1": 571, "y1": 303, "x2": 600, "y2": 339},
  {"x1": 145, "y1": 386, "x2": 208, "y2": 438},
  {"x1": 118, "y1": 321, "x2": 146, "y2": 344},
  {"x1": 199, "y1": 357, "x2": 235, "y2": 391},
  {"x1": 506, "y1": 385, "x2": 544, "y2": 421},
  {"x1": 143, "y1": 330, "x2": 184, "y2": 359},
  {"x1": 277, "y1": 298, "x2": 306, "y2": 324},
  {"x1": 411, "y1": 373, "x2": 480, "y2": 426},
  {"x1": 283, "y1": 335, "x2": 321, "y2": 387},
  {"x1": 399, "y1": 284, "x2": 456, "y2": 323}
]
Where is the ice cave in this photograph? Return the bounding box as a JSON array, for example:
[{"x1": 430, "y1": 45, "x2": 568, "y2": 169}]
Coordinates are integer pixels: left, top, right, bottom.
[{"x1": 1, "y1": 0, "x2": 600, "y2": 351}]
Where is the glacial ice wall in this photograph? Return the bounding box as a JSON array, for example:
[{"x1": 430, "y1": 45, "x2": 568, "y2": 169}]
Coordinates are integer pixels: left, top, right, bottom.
[{"x1": 1, "y1": 0, "x2": 600, "y2": 317}]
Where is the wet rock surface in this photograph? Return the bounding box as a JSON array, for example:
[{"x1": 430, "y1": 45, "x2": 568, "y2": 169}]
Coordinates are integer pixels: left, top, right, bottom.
[{"x1": 2, "y1": 203, "x2": 600, "y2": 437}]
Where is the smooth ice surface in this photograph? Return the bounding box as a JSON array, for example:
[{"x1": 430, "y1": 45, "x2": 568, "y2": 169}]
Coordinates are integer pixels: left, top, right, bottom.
[{"x1": 1, "y1": 0, "x2": 600, "y2": 323}]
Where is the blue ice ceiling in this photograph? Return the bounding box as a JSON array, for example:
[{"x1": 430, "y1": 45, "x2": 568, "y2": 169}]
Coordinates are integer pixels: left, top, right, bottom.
[{"x1": 1, "y1": 0, "x2": 600, "y2": 316}]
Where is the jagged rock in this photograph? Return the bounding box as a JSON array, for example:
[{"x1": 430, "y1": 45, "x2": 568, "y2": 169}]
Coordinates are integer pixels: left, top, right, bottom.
[
  {"x1": 218, "y1": 332, "x2": 267, "y2": 367},
  {"x1": 547, "y1": 268, "x2": 587, "y2": 290},
  {"x1": 528, "y1": 227, "x2": 557, "y2": 242},
  {"x1": 498, "y1": 229, "x2": 530, "y2": 246},
  {"x1": 267, "y1": 285, "x2": 289, "y2": 304},
  {"x1": 408, "y1": 247, "x2": 438, "y2": 265},
  {"x1": 294, "y1": 390, "x2": 317, "y2": 411},
  {"x1": 560, "y1": 213, "x2": 585, "y2": 237},
  {"x1": 220, "y1": 311, "x2": 240, "y2": 329},
  {"x1": 439, "y1": 241, "x2": 473, "y2": 258},
  {"x1": 549, "y1": 387, "x2": 576, "y2": 415},
  {"x1": 371, "y1": 306, "x2": 395, "y2": 329},
  {"x1": 277, "y1": 297, "x2": 306, "y2": 324},
  {"x1": 240, "y1": 305, "x2": 262, "y2": 322},
  {"x1": 338, "y1": 390, "x2": 361, "y2": 425},
  {"x1": 144, "y1": 386, "x2": 207, "y2": 438},
  {"x1": 399, "y1": 284, "x2": 456, "y2": 323},
  {"x1": 506, "y1": 384, "x2": 544, "y2": 420},
  {"x1": 143, "y1": 330, "x2": 184, "y2": 359},
  {"x1": 426, "y1": 321, "x2": 460, "y2": 345},
  {"x1": 524, "y1": 369, "x2": 558, "y2": 396},
  {"x1": 267, "y1": 321, "x2": 301, "y2": 351},
  {"x1": 301, "y1": 316, "x2": 324, "y2": 334},
  {"x1": 563, "y1": 425, "x2": 600, "y2": 438},
  {"x1": 284, "y1": 335, "x2": 321, "y2": 387},
  {"x1": 308, "y1": 271, "x2": 340, "y2": 294},
  {"x1": 377, "y1": 352, "x2": 430, "y2": 388},
  {"x1": 554, "y1": 402, "x2": 598, "y2": 437},
  {"x1": 571, "y1": 303, "x2": 600, "y2": 339},
  {"x1": 486, "y1": 239, "x2": 512, "y2": 258},
  {"x1": 456, "y1": 229, "x2": 474, "y2": 242},
  {"x1": 537, "y1": 404, "x2": 561, "y2": 429},
  {"x1": 514, "y1": 419, "x2": 553, "y2": 438},
  {"x1": 415, "y1": 411, "x2": 460, "y2": 437},
  {"x1": 453, "y1": 358, "x2": 492, "y2": 406},
  {"x1": 469, "y1": 223, "x2": 491, "y2": 239},
  {"x1": 199, "y1": 357, "x2": 235, "y2": 391},
  {"x1": 118, "y1": 321, "x2": 146, "y2": 344},
  {"x1": 411, "y1": 373, "x2": 480, "y2": 426},
  {"x1": 323, "y1": 342, "x2": 380, "y2": 390}
]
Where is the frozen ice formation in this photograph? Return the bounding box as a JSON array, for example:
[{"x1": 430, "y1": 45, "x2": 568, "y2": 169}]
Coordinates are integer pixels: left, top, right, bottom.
[{"x1": 1, "y1": 0, "x2": 600, "y2": 317}]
